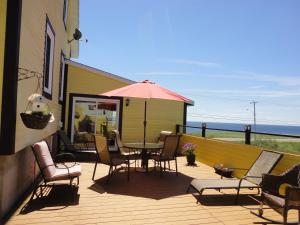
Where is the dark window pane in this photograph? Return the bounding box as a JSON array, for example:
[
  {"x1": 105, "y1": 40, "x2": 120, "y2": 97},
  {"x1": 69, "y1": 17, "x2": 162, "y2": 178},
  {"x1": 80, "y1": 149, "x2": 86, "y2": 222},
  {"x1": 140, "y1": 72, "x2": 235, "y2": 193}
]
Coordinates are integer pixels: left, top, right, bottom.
[{"x1": 44, "y1": 35, "x2": 51, "y2": 88}]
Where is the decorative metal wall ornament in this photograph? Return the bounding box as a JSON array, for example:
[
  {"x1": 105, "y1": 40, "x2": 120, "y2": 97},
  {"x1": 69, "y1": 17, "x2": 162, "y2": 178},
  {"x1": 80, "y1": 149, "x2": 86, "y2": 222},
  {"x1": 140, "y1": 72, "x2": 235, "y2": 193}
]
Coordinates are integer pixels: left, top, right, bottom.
[{"x1": 18, "y1": 67, "x2": 55, "y2": 129}]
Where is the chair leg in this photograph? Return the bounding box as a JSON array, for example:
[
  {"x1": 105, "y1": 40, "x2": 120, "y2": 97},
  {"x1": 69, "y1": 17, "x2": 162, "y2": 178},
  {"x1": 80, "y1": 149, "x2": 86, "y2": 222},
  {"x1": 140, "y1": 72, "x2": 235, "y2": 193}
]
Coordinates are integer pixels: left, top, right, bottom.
[
  {"x1": 168, "y1": 161, "x2": 170, "y2": 170},
  {"x1": 92, "y1": 162, "x2": 98, "y2": 181},
  {"x1": 106, "y1": 165, "x2": 113, "y2": 183},
  {"x1": 77, "y1": 176, "x2": 80, "y2": 185},
  {"x1": 283, "y1": 209, "x2": 288, "y2": 225},
  {"x1": 175, "y1": 158, "x2": 178, "y2": 176},
  {"x1": 159, "y1": 161, "x2": 163, "y2": 176},
  {"x1": 235, "y1": 187, "x2": 240, "y2": 204},
  {"x1": 127, "y1": 161, "x2": 130, "y2": 181}
]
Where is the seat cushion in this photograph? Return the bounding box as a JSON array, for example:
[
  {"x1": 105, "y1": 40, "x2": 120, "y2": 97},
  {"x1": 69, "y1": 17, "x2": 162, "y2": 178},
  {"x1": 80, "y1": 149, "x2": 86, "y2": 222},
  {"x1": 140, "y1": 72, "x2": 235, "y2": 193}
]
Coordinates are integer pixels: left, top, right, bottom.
[
  {"x1": 33, "y1": 141, "x2": 56, "y2": 180},
  {"x1": 47, "y1": 164, "x2": 82, "y2": 181},
  {"x1": 190, "y1": 178, "x2": 258, "y2": 193}
]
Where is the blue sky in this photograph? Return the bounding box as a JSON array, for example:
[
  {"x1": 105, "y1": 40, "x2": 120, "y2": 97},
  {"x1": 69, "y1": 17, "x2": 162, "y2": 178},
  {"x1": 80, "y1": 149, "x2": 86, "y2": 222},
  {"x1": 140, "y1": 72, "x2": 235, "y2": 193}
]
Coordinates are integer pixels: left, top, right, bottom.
[{"x1": 74, "y1": 0, "x2": 300, "y2": 126}]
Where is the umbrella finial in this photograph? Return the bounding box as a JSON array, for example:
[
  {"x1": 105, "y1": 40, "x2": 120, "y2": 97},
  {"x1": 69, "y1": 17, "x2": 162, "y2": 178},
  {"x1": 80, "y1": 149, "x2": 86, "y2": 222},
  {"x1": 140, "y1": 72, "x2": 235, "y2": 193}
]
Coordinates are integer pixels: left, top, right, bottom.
[{"x1": 142, "y1": 80, "x2": 154, "y2": 84}]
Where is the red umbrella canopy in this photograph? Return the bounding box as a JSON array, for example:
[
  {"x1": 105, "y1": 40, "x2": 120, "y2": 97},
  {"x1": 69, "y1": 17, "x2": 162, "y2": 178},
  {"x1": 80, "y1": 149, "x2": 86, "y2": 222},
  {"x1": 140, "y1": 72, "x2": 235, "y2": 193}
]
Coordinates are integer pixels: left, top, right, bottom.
[{"x1": 101, "y1": 80, "x2": 193, "y2": 104}]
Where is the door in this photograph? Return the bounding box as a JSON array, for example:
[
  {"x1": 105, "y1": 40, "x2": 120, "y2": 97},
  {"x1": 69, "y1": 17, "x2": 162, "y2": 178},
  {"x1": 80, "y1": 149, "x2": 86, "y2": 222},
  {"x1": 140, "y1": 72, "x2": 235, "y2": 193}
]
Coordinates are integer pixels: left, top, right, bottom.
[{"x1": 71, "y1": 96, "x2": 120, "y2": 147}]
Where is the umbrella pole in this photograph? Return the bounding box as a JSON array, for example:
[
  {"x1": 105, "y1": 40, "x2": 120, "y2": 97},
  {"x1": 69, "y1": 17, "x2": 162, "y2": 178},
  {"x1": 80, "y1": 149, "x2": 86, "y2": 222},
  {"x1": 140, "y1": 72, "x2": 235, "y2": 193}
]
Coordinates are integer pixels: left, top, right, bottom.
[{"x1": 143, "y1": 101, "x2": 147, "y2": 146}]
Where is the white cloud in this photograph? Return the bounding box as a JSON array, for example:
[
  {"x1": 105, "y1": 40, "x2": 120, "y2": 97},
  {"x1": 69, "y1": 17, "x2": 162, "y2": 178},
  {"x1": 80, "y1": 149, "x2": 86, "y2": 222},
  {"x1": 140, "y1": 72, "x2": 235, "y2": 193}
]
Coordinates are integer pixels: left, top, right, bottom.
[
  {"x1": 213, "y1": 71, "x2": 300, "y2": 86},
  {"x1": 160, "y1": 59, "x2": 222, "y2": 68},
  {"x1": 134, "y1": 71, "x2": 193, "y2": 76},
  {"x1": 183, "y1": 88, "x2": 300, "y2": 98}
]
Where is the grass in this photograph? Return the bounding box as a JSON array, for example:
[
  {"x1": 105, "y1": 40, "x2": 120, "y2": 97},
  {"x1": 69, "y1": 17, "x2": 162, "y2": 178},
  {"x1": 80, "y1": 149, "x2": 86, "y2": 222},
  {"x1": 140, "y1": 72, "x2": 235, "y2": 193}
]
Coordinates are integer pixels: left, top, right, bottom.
[
  {"x1": 251, "y1": 140, "x2": 300, "y2": 155},
  {"x1": 188, "y1": 131, "x2": 300, "y2": 155}
]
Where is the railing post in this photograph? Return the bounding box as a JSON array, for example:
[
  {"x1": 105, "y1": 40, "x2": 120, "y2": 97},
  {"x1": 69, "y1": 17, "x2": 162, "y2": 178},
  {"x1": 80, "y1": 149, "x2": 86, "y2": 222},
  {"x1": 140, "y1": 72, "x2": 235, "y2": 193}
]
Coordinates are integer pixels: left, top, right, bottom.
[
  {"x1": 245, "y1": 125, "x2": 251, "y2": 145},
  {"x1": 176, "y1": 124, "x2": 180, "y2": 134},
  {"x1": 202, "y1": 123, "x2": 206, "y2": 137}
]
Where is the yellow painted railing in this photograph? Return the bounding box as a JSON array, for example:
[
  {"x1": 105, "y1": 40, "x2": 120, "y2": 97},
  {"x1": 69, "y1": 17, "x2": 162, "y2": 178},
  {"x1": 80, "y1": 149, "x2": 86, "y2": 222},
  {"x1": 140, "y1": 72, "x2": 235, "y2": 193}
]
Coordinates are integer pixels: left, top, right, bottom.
[{"x1": 179, "y1": 134, "x2": 300, "y2": 178}]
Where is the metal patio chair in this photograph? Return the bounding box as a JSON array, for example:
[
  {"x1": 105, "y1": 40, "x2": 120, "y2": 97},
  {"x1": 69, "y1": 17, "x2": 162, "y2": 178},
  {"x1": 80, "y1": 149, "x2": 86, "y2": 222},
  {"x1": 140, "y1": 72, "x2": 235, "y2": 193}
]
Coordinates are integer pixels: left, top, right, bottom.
[
  {"x1": 157, "y1": 130, "x2": 173, "y2": 144},
  {"x1": 112, "y1": 130, "x2": 141, "y2": 168},
  {"x1": 31, "y1": 140, "x2": 81, "y2": 199},
  {"x1": 251, "y1": 163, "x2": 300, "y2": 225},
  {"x1": 186, "y1": 150, "x2": 283, "y2": 203},
  {"x1": 150, "y1": 134, "x2": 180, "y2": 176},
  {"x1": 92, "y1": 135, "x2": 130, "y2": 182}
]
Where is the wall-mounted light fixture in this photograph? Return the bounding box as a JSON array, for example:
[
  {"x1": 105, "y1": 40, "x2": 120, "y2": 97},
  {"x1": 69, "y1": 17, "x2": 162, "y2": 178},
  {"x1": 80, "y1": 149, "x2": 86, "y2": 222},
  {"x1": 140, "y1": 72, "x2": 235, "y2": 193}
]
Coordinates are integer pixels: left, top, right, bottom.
[{"x1": 126, "y1": 98, "x2": 130, "y2": 107}]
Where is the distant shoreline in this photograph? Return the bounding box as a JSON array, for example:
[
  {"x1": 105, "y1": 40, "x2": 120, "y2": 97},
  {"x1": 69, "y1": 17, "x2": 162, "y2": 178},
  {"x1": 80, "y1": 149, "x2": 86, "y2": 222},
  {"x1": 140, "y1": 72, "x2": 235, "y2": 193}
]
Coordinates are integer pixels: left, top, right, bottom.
[{"x1": 186, "y1": 121, "x2": 300, "y2": 135}]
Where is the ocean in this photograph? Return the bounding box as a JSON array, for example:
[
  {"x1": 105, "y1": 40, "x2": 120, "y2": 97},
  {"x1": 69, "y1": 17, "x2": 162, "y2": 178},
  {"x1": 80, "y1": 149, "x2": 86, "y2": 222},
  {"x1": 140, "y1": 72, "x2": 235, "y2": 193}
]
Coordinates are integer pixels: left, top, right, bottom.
[{"x1": 186, "y1": 121, "x2": 300, "y2": 135}]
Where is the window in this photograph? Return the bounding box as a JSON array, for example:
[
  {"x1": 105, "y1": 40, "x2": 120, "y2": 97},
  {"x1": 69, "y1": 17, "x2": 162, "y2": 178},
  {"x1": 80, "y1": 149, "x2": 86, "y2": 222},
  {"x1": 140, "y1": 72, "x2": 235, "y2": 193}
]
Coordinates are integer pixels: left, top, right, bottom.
[
  {"x1": 63, "y1": 0, "x2": 68, "y2": 27},
  {"x1": 58, "y1": 53, "x2": 65, "y2": 103},
  {"x1": 43, "y1": 17, "x2": 55, "y2": 99}
]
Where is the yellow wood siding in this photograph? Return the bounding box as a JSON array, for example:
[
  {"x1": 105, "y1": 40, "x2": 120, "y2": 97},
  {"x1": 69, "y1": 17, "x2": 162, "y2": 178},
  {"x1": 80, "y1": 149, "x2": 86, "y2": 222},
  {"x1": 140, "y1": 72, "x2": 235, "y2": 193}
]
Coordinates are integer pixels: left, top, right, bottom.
[
  {"x1": 0, "y1": 0, "x2": 7, "y2": 125},
  {"x1": 65, "y1": 64, "x2": 130, "y2": 131},
  {"x1": 180, "y1": 134, "x2": 300, "y2": 178},
  {"x1": 67, "y1": 0, "x2": 79, "y2": 58},
  {"x1": 15, "y1": 0, "x2": 70, "y2": 152},
  {"x1": 66, "y1": 64, "x2": 185, "y2": 143},
  {"x1": 122, "y1": 99, "x2": 184, "y2": 142}
]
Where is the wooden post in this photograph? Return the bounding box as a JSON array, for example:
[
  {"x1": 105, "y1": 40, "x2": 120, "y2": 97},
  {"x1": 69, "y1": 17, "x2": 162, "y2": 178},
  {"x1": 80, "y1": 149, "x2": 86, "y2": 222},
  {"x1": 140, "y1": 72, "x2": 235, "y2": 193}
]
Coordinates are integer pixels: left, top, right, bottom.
[
  {"x1": 202, "y1": 123, "x2": 206, "y2": 137},
  {"x1": 245, "y1": 125, "x2": 251, "y2": 145},
  {"x1": 176, "y1": 124, "x2": 180, "y2": 134}
]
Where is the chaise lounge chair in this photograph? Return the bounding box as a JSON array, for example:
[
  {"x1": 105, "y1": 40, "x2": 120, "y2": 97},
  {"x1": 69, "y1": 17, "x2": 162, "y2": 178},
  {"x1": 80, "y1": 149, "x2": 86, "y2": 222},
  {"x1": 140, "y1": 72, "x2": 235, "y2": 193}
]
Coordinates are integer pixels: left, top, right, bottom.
[
  {"x1": 186, "y1": 150, "x2": 282, "y2": 203},
  {"x1": 58, "y1": 130, "x2": 93, "y2": 153}
]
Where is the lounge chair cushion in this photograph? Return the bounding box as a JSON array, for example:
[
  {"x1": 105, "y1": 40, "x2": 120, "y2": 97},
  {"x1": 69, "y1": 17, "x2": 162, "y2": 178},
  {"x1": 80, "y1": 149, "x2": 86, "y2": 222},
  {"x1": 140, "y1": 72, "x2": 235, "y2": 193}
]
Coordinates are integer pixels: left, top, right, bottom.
[
  {"x1": 48, "y1": 164, "x2": 82, "y2": 181},
  {"x1": 190, "y1": 178, "x2": 258, "y2": 192},
  {"x1": 33, "y1": 141, "x2": 56, "y2": 180}
]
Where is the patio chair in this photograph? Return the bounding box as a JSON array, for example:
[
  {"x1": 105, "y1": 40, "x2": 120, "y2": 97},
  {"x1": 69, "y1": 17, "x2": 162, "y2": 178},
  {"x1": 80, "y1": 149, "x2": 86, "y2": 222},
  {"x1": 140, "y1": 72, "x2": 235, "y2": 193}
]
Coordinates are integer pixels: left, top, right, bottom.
[
  {"x1": 57, "y1": 130, "x2": 90, "y2": 152},
  {"x1": 31, "y1": 141, "x2": 81, "y2": 199},
  {"x1": 251, "y1": 163, "x2": 300, "y2": 225},
  {"x1": 112, "y1": 130, "x2": 141, "y2": 168},
  {"x1": 92, "y1": 135, "x2": 130, "y2": 182},
  {"x1": 150, "y1": 134, "x2": 180, "y2": 176},
  {"x1": 157, "y1": 130, "x2": 173, "y2": 144},
  {"x1": 186, "y1": 150, "x2": 283, "y2": 203}
]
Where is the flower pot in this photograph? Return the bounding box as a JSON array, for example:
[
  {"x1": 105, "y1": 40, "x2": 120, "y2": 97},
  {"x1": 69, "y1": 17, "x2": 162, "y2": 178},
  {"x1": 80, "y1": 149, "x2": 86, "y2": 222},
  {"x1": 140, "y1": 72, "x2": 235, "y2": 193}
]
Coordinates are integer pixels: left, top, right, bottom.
[{"x1": 186, "y1": 154, "x2": 196, "y2": 165}]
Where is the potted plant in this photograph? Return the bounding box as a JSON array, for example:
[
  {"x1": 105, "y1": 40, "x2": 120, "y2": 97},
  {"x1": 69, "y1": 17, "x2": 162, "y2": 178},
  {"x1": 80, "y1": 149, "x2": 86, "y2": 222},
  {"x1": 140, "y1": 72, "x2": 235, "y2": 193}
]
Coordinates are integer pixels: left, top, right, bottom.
[{"x1": 182, "y1": 143, "x2": 196, "y2": 165}]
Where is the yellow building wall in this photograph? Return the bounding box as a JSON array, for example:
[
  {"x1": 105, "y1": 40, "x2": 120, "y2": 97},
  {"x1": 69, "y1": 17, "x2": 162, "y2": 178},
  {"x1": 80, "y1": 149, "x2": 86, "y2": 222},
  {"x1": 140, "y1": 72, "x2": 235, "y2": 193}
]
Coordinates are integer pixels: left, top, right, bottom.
[
  {"x1": 65, "y1": 64, "x2": 131, "y2": 132},
  {"x1": 179, "y1": 134, "x2": 300, "y2": 178},
  {"x1": 0, "y1": 0, "x2": 7, "y2": 126},
  {"x1": 122, "y1": 99, "x2": 184, "y2": 142},
  {"x1": 15, "y1": 0, "x2": 72, "y2": 152},
  {"x1": 66, "y1": 64, "x2": 185, "y2": 143}
]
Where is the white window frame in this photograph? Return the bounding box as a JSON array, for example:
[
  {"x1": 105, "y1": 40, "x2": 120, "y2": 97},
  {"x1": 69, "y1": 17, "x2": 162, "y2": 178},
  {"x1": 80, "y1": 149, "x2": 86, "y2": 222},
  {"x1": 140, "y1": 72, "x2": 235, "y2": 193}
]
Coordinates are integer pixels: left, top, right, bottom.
[
  {"x1": 59, "y1": 54, "x2": 65, "y2": 102},
  {"x1": 43, "y1": 19, "x2": 55, "y2": 97},
  {"x1": 63, "y1": 0, "x2": 68, "y2": 27},
  {"x1": 71, "y1": 97, "x2": 121, "y2": 143}
]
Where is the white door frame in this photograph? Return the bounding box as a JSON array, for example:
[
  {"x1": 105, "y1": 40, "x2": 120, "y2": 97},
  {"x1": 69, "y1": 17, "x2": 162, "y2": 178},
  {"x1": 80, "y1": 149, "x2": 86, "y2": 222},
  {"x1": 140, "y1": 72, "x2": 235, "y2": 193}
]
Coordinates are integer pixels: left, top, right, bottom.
[{"x1": 70, "y1": 96, "x2": 120, "y2": 143}]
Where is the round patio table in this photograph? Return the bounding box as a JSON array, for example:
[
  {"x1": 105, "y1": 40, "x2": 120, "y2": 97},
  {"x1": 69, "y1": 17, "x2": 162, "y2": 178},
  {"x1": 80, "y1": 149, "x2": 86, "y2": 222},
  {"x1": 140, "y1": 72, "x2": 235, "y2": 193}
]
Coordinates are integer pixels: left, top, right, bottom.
[{"x1": 123, "y1": 142, "x2": 163, "y2": 172}]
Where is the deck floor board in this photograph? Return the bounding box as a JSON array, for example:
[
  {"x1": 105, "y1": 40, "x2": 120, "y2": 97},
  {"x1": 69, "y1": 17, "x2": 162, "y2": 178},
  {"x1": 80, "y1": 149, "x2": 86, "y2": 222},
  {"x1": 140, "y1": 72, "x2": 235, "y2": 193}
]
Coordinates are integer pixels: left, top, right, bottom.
[{"x1": 6, "y1": 157, "x2": 298, "y2": 225}]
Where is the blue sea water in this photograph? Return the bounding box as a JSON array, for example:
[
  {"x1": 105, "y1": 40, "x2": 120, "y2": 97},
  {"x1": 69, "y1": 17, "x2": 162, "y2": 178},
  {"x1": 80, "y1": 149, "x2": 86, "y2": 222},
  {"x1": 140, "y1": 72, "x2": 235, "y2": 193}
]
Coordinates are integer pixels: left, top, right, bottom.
[{"x1": 186, "y1": 121, "x2": 300, "y2": 135}]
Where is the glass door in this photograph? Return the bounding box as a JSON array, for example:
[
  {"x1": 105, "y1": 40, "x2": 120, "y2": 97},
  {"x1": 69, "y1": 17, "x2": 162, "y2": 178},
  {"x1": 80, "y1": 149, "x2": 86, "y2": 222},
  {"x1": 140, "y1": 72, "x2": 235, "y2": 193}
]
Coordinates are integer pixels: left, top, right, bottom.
[{"x1": 71, "y1": 97, "x2": 120, "y2": 148}]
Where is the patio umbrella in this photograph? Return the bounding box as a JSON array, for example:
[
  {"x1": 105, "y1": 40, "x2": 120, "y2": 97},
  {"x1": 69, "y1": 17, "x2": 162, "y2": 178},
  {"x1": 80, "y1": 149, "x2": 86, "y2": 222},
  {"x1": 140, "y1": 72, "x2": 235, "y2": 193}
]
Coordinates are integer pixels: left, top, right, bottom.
[{"x1": 100, "y1": 80, "x2": 193, "y2": 145}]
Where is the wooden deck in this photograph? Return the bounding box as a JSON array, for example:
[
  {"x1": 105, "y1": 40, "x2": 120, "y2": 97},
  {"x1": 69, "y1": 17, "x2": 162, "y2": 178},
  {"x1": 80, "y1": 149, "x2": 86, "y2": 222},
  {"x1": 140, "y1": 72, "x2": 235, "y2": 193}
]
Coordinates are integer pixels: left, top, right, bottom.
[{"x1": 6, "y1": 157, "x2": 298, "y2": 225}]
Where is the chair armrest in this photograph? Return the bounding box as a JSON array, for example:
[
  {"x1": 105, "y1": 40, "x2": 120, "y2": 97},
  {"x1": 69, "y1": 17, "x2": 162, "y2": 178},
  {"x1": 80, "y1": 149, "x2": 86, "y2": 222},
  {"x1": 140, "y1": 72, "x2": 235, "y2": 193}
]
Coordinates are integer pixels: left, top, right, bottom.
[
  {"x1": 261, "y1": 174, "x2": 286, "y2": 195},
  {"x1": 286, "y1": 186, "x2": 300, "y2": 203},
  {"x1": 55, "y1": 152, "x2": 76, "y2": 163}
]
